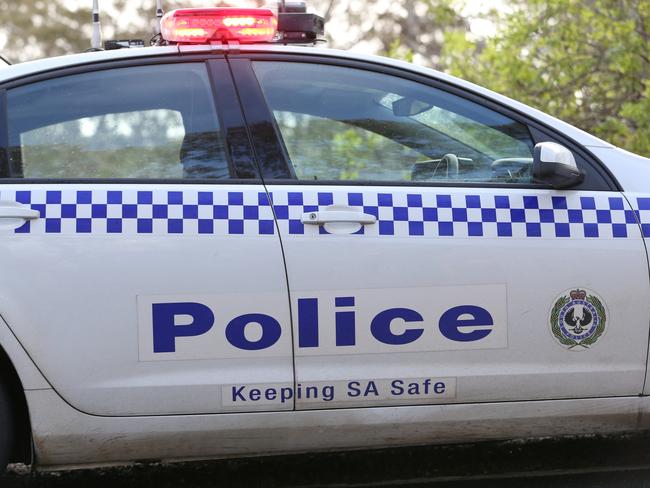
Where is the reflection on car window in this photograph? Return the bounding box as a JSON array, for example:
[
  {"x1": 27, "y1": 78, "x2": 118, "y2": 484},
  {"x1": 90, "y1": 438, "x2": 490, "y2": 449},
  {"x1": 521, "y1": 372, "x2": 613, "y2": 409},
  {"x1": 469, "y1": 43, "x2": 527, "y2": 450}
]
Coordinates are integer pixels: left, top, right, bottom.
[
  {"x1": 271, "y1": 112, "x2": 423, "y2": 181},
  {"x1": 7, "y1": 64, "x2": 230, "y2": 179},
  {"x1": 252, "y1": 62, "x2": 535, "y2": 184}
]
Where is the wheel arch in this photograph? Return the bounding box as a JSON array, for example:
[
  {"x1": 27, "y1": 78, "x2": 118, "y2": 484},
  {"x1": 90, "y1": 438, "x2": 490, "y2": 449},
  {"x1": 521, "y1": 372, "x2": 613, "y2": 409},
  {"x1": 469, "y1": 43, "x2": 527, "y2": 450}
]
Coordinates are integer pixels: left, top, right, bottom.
[
  {"x1": 0, "y1": 343, "x2": 32, "y2": 464},
  {"x1": 0, "y1": 313, "x2": 53, "y2": 467}
]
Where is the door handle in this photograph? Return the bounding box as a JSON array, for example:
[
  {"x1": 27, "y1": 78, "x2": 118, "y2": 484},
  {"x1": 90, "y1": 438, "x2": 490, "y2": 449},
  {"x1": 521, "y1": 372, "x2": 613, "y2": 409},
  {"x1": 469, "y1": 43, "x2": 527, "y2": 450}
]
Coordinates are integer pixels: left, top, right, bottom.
[
  {"x1": 301, "y1": 210, "x2": 377, "y2": 225},
  {"x1": 0, "y1": 205, "x2": 40, "y2": 220}
]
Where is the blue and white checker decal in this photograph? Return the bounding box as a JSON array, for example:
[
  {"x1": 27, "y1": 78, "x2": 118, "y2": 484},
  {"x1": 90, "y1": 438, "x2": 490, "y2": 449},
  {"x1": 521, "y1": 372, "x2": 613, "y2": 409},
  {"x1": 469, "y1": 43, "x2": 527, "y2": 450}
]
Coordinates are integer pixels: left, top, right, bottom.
[
  {"x1": 0, "y1": 188, "x2": 275, "y2": 235},
  {"x1": 269, "y1": 189, "x2": 640, "y2": 239},
  {"x1": 626, "y1": 195, "x2": 650, "y2": 238},
  {"x1": 0, "y1": 187, "x2": 645, "y2": 239}
]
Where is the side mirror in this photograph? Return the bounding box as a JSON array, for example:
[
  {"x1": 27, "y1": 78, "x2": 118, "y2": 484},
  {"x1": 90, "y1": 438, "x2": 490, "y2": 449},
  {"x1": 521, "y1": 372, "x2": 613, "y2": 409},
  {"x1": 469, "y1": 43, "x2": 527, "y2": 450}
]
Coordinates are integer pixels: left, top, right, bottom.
[{"x1": 532, "y1": 142, "x2": 584, "y2": 189}]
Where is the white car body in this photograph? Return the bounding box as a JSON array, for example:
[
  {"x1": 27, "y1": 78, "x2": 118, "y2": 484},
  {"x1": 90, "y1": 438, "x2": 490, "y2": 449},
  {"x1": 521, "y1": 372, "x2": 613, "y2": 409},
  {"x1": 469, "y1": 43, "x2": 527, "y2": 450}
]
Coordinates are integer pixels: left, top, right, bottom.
[{"x1": 0, "y1": 43, "x2": 650, "y2": 469}]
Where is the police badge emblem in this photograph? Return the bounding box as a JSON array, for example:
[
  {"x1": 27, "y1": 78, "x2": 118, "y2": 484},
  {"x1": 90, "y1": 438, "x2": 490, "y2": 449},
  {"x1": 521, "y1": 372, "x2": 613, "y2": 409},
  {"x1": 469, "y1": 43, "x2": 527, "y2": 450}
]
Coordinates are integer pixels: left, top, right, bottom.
[{"x1": 549, "y1": 288, "x2": 607, "y2": 350}]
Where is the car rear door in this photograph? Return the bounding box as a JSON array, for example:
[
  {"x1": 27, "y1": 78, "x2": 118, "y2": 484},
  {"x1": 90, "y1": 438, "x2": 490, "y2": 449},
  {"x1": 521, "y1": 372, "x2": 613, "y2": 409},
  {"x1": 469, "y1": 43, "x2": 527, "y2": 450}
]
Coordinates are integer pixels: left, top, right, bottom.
[
  {"x1": 233, "y1": 55, "x2": 650, "y2": 410},
  {"x1": 0, "y1": 57, "x2": 294, "y2": 415}
]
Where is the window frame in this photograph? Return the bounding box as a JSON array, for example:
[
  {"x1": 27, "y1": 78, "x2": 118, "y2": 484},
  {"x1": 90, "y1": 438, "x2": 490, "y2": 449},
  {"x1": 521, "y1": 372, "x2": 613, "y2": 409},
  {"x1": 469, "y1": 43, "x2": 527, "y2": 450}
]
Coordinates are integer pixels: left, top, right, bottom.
[
  {"x1": 0, "y1": 90, "x2": 8, "y2": 178},
  {"x1": 231, "y1": 53, "x2": 620, "y2": 191},
  {"x1": 0, "y1": 55, "x2": 261, "y2": 184}
]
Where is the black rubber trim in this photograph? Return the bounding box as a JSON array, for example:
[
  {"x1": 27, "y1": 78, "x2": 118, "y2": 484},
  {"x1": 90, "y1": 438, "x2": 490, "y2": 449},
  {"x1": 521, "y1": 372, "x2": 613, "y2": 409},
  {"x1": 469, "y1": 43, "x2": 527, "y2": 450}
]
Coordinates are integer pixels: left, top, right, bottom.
[
  {"x1": 230, "y1": 52, "x2": 621, "y2": 192},
  {"x1": 205, "y1": 59, "x2": 237, "y2": 179},
  {"x1": 0, "y1": 90, "x2": 8, "y2": 178},
  {"x1": 258, "y1": 179, "x2": 554, "y2": 190},
  {"x1": 0, "y1": 53, "x2": 215, "y2": 90},
  {"x1": 0, "y1": 178, "x2": 262, "y2": 185},
  {"x1": 207, "y1": 59, "x2": 260, "y2": 179},
  {"x1": 227, "y1": 58, "x2": 293, "y2": 180}
]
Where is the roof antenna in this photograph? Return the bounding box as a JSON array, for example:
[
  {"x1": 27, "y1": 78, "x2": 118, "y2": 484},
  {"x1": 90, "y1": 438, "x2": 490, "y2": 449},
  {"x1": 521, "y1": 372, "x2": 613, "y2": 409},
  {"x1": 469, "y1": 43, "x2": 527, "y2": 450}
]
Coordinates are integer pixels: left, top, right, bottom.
[
  {"x1": 91, "y1": 0, "x2": 102, "y2": 50},
  {"x1": 155, "y1": 0, "x2": 164, "y2": 34}
]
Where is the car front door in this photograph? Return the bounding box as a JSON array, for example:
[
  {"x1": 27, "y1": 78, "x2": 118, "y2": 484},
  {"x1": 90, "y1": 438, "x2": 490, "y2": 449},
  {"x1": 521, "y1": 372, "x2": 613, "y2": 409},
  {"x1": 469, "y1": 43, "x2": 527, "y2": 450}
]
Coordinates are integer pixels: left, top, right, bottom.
[
  {"x1": 236, "y1": 56, "x2": 650, "y2": 410},
  {"x1": 0, "y1": 58, "x2": 294, "y2": 415}
]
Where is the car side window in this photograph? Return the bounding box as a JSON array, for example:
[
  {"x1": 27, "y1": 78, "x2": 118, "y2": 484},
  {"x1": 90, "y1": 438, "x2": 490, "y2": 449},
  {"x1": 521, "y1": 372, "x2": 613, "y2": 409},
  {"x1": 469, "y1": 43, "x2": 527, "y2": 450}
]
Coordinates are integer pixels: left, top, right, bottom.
[
  {"x1": 252, "y1": 62, "x2": 536, "y2": 184},
  {"x1": 6, "y1": 63, "x2": 230, "y2": 179}
]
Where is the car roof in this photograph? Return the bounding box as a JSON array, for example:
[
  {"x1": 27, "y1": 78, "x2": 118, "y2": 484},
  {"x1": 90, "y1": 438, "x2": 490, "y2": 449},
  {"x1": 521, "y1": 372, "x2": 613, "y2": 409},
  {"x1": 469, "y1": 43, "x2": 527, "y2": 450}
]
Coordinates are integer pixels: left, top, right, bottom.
[{"x1": 0, "y1": 43, "x2": 613, "y2": 149}]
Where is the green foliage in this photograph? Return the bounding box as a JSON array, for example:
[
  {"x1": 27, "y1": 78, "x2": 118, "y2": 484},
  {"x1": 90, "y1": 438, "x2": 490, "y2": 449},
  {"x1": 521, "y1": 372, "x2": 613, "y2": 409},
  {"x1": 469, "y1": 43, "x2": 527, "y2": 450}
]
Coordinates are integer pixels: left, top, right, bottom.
[
  {"x1": 331, "y1": 128, "x2": 385, "y2": 180},
  {"x1": 0, "y1": 0, "x2": 92, "y2": 61},
  {"x1": 385, "y1": 39, "x2": 414, "y2": 64},
  {"x1": 21, "y1": 144, "x2": 181, "y2": 179},
  {"x1": 0, "y1": 0, "x2": 232, "y2": 63},
  {"x1": 580, "y1": 295, "x2": 607, "y2": 348},
  {"x1": 14, "y1": 108, "x2": 188, "y2": 178},
  {"x1": 440, "y1": 0, "x2": 650, "y2": 156},
  {"x1": 317, "y1": 0, "x2": 466, "y2": 65},
  {"x1": 550, "y1": 296, "x2": 575, "y2": 347},
  {"x1": 275, "y1": 112, "x2": 418, "y2": 181}
]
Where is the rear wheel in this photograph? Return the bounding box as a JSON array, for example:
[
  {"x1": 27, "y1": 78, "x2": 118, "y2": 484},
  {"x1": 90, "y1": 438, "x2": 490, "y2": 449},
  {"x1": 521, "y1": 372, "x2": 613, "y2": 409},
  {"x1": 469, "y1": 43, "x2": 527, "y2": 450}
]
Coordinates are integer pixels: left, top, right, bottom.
[{"x1": 0, "y1": 380, "x2": 13, "y2": 470}]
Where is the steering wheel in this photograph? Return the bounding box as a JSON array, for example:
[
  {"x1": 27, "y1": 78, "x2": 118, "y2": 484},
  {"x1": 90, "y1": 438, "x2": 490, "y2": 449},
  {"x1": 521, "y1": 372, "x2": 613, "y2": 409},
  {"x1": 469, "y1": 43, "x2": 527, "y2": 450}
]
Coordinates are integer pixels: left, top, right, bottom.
[
  {"x1": 491, "y1": 158, "x2": 533, "y2": 182},
  {"x1": 441, "y1": 153, "x2": 459, "y2": 177}
]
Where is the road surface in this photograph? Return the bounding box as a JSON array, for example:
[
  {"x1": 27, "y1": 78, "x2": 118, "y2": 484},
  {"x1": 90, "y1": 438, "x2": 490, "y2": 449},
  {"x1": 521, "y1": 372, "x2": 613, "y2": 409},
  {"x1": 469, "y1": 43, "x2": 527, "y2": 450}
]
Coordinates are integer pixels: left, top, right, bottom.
[{"x1": 3, "y1": 431, "x2": 650, "y2": 486}]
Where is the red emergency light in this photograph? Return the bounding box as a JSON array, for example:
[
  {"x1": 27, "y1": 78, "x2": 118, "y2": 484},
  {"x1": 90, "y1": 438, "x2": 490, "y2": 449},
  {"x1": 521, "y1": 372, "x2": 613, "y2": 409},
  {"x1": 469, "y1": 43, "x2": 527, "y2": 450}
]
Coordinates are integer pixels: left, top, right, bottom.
[{"x1": 160, "y1": 8, "x2": 278, "y2": 44}]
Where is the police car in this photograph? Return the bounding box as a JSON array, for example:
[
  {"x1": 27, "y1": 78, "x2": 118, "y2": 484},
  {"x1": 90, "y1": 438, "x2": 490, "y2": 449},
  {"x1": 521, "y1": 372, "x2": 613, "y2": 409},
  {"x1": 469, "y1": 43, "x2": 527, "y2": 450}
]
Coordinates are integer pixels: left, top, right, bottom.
[{"x1": 0, "y1": 1, "x2": 649, "y2": 471}]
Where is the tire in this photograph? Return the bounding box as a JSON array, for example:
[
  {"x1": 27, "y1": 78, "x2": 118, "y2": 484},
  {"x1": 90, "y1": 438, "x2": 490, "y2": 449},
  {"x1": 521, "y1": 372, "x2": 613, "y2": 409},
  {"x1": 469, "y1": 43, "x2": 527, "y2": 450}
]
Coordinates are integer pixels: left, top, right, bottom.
[{"x1": 0, "y1": 379, "x2": 13, "y2": 471}]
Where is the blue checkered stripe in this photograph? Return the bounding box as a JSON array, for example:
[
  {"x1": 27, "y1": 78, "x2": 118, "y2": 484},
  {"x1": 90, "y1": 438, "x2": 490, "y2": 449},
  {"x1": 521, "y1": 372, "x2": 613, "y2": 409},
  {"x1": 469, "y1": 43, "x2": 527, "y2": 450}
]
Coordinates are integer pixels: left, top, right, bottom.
[
  {"x1": 3, "y1": 189, "x2": 276, "y2": 235},
  {"x1": 269, "y1": 191, "x2": 638, "y2": 238},
  {"x1": 632, "y1": 197, "x2": 650, "y2": 238}
]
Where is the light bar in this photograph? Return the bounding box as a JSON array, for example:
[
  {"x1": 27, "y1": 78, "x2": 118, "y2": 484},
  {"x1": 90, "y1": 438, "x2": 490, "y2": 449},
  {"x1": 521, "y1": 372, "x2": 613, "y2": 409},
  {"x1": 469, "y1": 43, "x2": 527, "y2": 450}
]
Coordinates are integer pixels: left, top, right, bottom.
[{"x1": 160, "y1": 8, "x2": 278, "y2": 44}]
